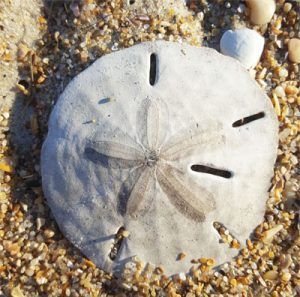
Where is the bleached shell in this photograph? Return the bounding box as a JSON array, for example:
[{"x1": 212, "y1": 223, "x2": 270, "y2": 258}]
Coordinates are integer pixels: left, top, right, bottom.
[
  {"x1": 41, "y1": 41, "x2": 278, "y2": 275},
  {"x1": 220, "y1": 28, "x2": 265, "y2": 69}
]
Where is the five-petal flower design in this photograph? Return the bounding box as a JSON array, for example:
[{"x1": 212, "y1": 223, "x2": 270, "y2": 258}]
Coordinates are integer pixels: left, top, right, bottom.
[{"x1": 85, "y1": 98, "x2": 225, "y2": 222}]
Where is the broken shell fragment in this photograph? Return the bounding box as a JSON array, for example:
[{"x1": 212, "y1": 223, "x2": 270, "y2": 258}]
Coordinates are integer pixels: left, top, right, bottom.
[
  {"x1": 11, "y1": 287, "x2": 25, "y2": 297},
  {"x1": 281, "y1": 272, "x2": 292, "y2": 282},
  {"x1": 280, "y1": 254, "x2": 292, "y2": 270},
  {"x1": 220, "y1": 28, "x2": 265, "y2": 69},
  {"x1": 41, "y1": 41, "x2": 278, "y2": 275},
  {"x1": 262, "y1": 224, "x2": 283, "y2": 244},
  {"x1": 177, "y1": 252, "x2": 187, "y2": 261},
  {"x1": 263, "y1": 270, "x2": 279, "y2": 281},
  {"x1": 288, "y1": 38, "x2": 300, "y2": 63}
]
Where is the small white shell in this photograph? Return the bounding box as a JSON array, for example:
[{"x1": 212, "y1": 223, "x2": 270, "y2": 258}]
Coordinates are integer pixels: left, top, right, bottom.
[{"x1": 220, "y1": 28, "x2": 265, "y2": 69}]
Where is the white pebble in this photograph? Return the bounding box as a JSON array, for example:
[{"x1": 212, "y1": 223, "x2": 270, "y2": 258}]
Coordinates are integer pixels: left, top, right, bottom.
[{"x1": 220, "y1": 28, "x2": 265, "y2": 69}]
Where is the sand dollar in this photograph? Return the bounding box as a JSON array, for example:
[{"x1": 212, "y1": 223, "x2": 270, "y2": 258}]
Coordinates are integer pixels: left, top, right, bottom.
[{"x1": 41, "y1": 41, "x2": 278, "y2": 275}]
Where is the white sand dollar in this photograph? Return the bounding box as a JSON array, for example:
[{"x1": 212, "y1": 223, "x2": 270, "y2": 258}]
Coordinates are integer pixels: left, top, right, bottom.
[
  {"x1": 41, "y1": 41, "x2": 278, "y2": 275},
  {"x1": 220, "y1": 28, "x2": 265, "y2": 69}
]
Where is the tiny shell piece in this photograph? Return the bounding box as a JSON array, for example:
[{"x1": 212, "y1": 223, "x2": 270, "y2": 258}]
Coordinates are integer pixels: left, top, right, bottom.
[{"x1": 262, "y1": 224, "x2": 283, "y2": 244}]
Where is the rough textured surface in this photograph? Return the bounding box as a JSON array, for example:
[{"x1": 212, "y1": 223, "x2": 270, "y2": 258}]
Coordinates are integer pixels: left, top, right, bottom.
[
  {"x1": 220, "y1": 28, "x2": 265, "y2": 69},
  {"x1": 41, "y1": 41, "x2": 278, "y2": 275}
]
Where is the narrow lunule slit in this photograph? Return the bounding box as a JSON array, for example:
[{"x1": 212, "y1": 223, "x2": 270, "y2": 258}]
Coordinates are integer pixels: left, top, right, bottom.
[
  {"x1": 232, "y1": 112, "x2": 265, "y2": 127},
  {"x1": 191, "y1": 165, "x2": 233, "y2": 179},
  {"x1": 109, "y1": 227, "x2": 127, "y2": 260},
  {"x1": 149, "y1": 53, "x2": 157, "y2": 86}
]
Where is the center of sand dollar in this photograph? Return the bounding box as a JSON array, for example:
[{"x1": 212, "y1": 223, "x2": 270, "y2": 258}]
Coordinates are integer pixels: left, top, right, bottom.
[{"x1": 145, "y1": 150, "x2": 159, "y2": 167}]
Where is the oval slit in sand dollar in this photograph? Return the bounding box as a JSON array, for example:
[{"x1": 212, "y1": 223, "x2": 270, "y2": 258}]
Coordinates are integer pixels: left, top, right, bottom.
[{"x1": 41, "y1": 41, "x2": 278, "y2": 275}]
